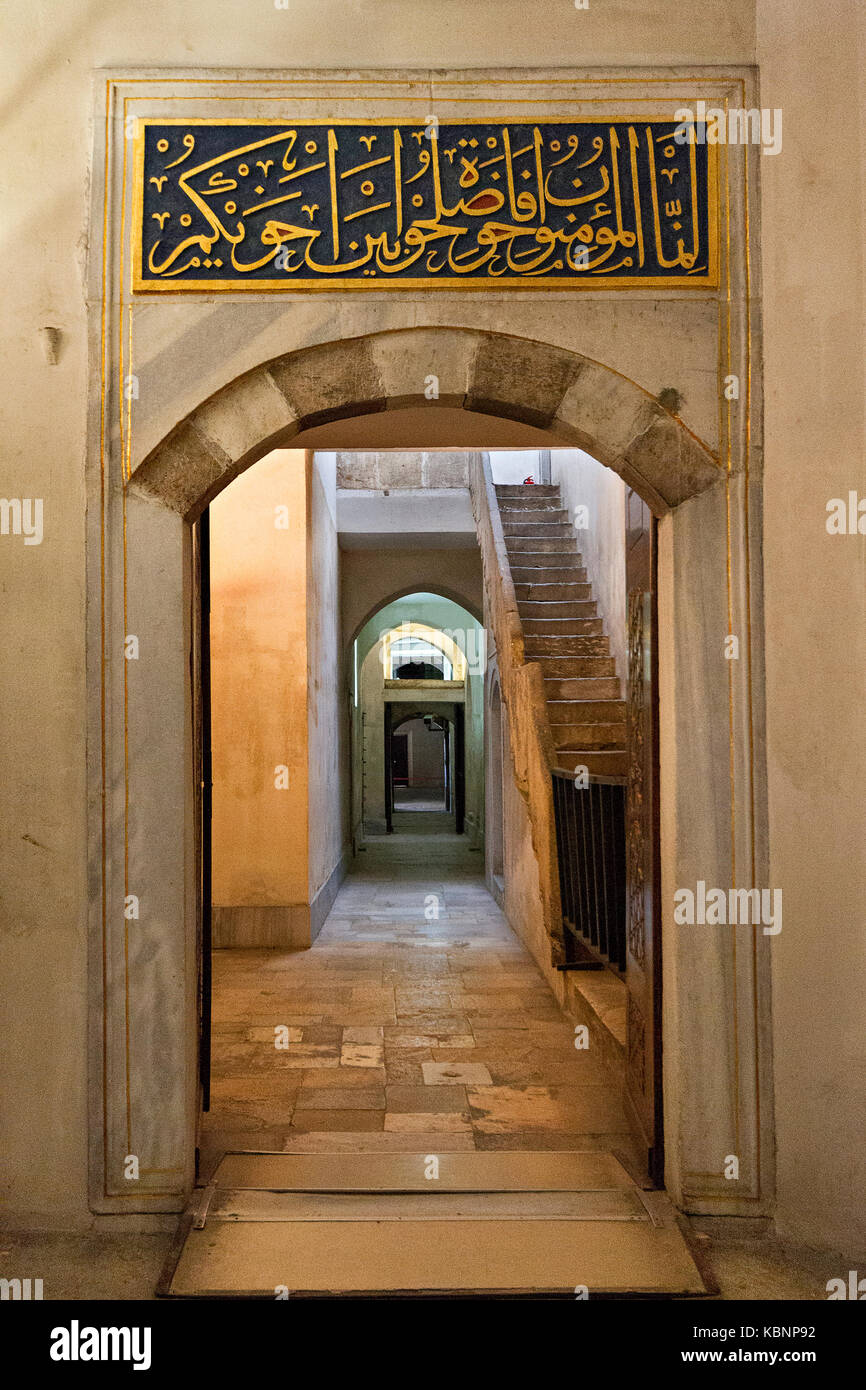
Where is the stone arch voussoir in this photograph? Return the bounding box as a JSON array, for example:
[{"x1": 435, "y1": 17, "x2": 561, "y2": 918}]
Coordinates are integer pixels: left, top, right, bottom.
[{"x1": 130, "y1": 327, "x2": 721, "y2": 518}]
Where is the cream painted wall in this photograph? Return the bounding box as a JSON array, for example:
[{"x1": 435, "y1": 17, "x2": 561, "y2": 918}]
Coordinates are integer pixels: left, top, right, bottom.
[
  {"x1": 757, "y1": 0, "x2": 866, "y2": 1257},
  {"x1": 210, "y1": 449, "x2": 309, "y2": 909},
  {"x1": 5, "y1": 0, "x2": 860, "y2": 1260},
  {"x1": 307, "y1": 452, "x2": 347, "y2": 909},
  {"x1": 550, "y1": 447, "x2": 627, "y2": 682}
]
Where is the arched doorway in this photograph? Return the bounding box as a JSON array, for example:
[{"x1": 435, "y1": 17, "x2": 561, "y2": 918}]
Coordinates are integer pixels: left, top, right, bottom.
[
  {"x1": 351, "y1": 601, "x2": 484, "y2": 842},
  {"x1": 88, "y1": 326, "x2": 770, "y2": 1224}
]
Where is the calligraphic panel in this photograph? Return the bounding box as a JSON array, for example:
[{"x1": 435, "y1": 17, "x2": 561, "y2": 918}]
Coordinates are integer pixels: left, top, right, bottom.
[{"x1": 133, "y1": 119, "x2": 717, "y2": 291}]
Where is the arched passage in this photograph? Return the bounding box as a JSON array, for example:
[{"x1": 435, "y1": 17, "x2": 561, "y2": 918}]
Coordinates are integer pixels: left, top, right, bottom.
[
  {"x1": 347, "y1": 584, "x2": 483, "y2": 652},
  {"x1": 352, "y1": 594, "x2": 484, "y2": 844}
]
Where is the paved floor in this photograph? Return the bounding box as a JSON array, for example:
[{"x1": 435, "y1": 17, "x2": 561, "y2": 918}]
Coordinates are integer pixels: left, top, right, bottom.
[
  {"x1": 392, "y1": 786, "x2": 448, "y2": 811},
  {"x1": 2, "y1": 819, "x2": 833, "y2": 1299},
  {"x1": 201, "y1": 814, "x2": 641, "y2": 1174}
]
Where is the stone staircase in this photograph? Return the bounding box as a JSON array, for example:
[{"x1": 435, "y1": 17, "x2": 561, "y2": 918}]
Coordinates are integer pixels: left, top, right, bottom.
[{"x1": 496, "y1": 484, "x2": 627, "y2": 777}]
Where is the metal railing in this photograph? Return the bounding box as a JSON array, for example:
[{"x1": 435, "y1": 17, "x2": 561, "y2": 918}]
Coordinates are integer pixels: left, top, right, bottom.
[{"x1": 551, "y1": 771, "x2": 627, "y2": 973}]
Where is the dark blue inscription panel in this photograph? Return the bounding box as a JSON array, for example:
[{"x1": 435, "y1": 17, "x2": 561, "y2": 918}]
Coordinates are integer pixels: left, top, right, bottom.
[{"x1": 134, "y1": 120, "x2": 717, "y2": 291}]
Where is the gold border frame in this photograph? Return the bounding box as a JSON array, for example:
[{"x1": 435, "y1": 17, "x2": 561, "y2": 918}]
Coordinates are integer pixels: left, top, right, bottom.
[
  {"x1": 95, "y1": 71, "x2": 760, "y2": 1210},
  {"x1": 131, "y1": 116, "x2": 719, "y2": 294}
]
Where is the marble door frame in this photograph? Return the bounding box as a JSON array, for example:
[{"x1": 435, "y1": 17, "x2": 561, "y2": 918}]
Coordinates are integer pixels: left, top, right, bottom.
[{"x1": 86, "y1": 67, "x2": 770, "y2": 1220}]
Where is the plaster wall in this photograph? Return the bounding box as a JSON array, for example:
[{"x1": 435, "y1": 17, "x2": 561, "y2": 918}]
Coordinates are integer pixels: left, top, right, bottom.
[
  {"x1": 398, "y1": 718, "x2": 446, "y2": 790},
  {"x1": 489, "y1": 451, "x2": 546, "y2": 486},
  {"x1": 550, "y1": 448, "x2": 627, "y2": 681},
  {"x1": 0, "y1": 0, "x2": 819, "y2": 1247},
  {"x1": 757, "y1": 0, "x2": 866, "y2": 1257},
  {"x1": 306, "y1": 451, "x2": 348, "y2": 926},
  {"x1": 209, "y1": 450, "x2": 309, "y2": 930},
  {"x1": 337, "y1": 451, "x2": 470, "y2": 490},
  {"x1": 337, "y1": 490, "x2": 476, "y2": 546},
  {"x1": 341, "y1": 549, "x2": 483, "y2": 652}
]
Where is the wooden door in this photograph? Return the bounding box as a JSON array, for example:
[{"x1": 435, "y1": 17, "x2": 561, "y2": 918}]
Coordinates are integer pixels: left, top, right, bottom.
[
  {"x1": 384, "y1": 703, "x2": 394, "y2": 833},
  {"x1": 453, "y1": 706, "x2": 465, "y2": 834},
  {"x1": 192, "y1": 510, "x2": 213, "y2": 1156},
  {"x1": 624, "y1": 490, "x2": 663, "y2": 1185},
  {"x1": 391, "y1": 732, "x2": 409, "y2": 787}
]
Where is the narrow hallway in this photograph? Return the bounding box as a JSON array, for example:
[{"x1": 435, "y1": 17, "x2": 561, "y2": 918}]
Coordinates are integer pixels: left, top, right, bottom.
[{"x1": 202, "y1": 820, "x2": 639, "y2": 1175}]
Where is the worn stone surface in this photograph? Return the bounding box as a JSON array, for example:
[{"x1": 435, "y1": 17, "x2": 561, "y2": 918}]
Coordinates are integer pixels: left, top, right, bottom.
[
  {"x1": 202, "y1": 819, "x2": 640, "y2": 1168},
  {"x1": 621, "y1": 410, "x2": 720, "y2": 508},
  {"x1": 467, "y1": 335, "x2": 580, "y2": 427},
  {"x1": 191, "y1": 369, "x2": 297, "y2": 469},
  {"x1": 268, "y1": 337, "x2": 386, "y2": 427},
  {"x1": 371, "y1": 326, "x2": 480, "y2": 411},
  {"x1": 134, "y1": 421, "x2": 229, "y2": 516}
]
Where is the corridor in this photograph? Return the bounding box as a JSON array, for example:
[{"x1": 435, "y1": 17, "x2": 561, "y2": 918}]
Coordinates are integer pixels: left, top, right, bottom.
[{"x1": 201, "y1": 820, "x2": 638, "y2": 1176}]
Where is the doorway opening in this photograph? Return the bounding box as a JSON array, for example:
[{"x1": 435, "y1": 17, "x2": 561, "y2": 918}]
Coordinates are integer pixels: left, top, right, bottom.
[
  {"x1": 91, "y1": 319, "x2": 768, "y2": 1265},
  {"x1": 352, "y1": 599, "x2": 483, "y2": 843},
  {"x1": 193, "y1": 443, "x2": 661, "y2": 1195}
]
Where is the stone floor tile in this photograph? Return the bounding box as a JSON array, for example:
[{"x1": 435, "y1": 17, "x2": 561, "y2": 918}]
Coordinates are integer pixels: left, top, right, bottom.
[
  {"x1": 296, "y1": 1087, "x2": 385, "y2": 1110},
  {"x1": 245, "y1": 1025, "x2": 304, "y2": 1044},
  {"x1": 386, "y1": 1083, "x2": 469, "y2": 1113},
  {"x1": 383, "y1": 1053, "x2": 431, "y2": 1083},
  {"x1": 340, "y1": 1042, "x2": 385, "y2": 1068},
  {"x1": 290, "y1": 1109, "x2": 385, "y2": 1132},
  {"x1": 342, "y1": 1026, "x2": 384, "y2": 1044},
  {"x1": 467, "y1": 1083, "x2": 627, "y2": 1133},
  {"x1": 422, "y1": 1061, "x2": 494, "y2": 1086},
  {"x1": 292, "y1": 1066, "x2": 385, "y2": 1088},
  {"x1": 395, "y1": 1014, "x2": 471, "y2": 1032},
  {"x1": 301, "y1": 1024, "x2": 344, "y2": 1045},
  {"x1": 384, "y1": 1112, "x2": 472, "y2": 1133}
]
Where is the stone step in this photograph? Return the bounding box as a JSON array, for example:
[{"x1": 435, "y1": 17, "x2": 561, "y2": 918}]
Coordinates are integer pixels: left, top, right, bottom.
[
  {"x1": 551, "y1": 722, "x2": 627, "y2": 750},
  {"x1": 547, "y1": 700, "x2": 626, "y2": 724},
  {"x1": 514, "y1": 582, "x2": 591, "y2": 602},
  {"x1": 544, "y1": 676, "x2": 622, "y2": 700},
  {"x1": 506, "y1": 537, "x2": 577, "y2": 554},
  {"x1": 511, "y1": 564, "x2": 586, "y2": 584},
  {"x1": 502, "y1": 521, "x2": 574, "y2": 538},
  {"x1": 522, "y1": 617, "x2": 603, "y2": 637},
  {"x1": 525, "y1": 635, "x2": 609, "y2": 658},
  {"x1": 499, "y1": 505, "x2": 570, "y2": 522},
  {"x1": 495, "y1": 484, "x2": 559, "y2": 497},
  {"x1": 536, "y1": 656, "x2": 616, "y2": 678},
  {"x1": 213, "y1": 1149, "x2": 638, "y2": 1193},
  {"x1": 518, "y1": 599, "x2": 597, "y2": 620},
  {"x1": 552, "y1": 750, "x2": 629, "y2": 777},
  {"x1": 500, "y1": 503, "x2": 569, "y2": 519}
]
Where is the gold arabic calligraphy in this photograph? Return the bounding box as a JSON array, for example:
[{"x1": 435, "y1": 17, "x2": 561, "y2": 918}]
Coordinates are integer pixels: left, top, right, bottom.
[{"x1": 136, "y1": 120, "x2": 715, "y2": 290}]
